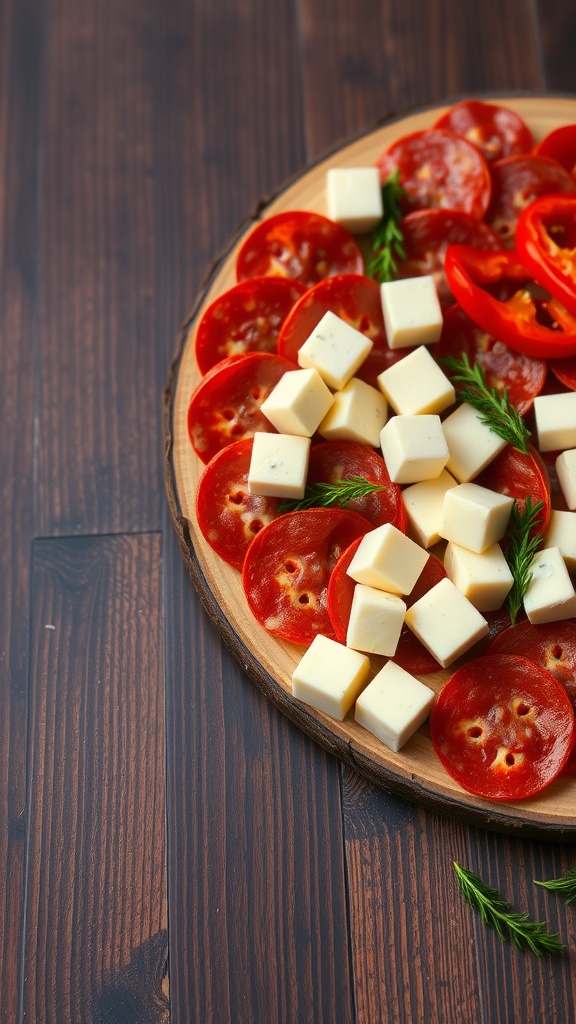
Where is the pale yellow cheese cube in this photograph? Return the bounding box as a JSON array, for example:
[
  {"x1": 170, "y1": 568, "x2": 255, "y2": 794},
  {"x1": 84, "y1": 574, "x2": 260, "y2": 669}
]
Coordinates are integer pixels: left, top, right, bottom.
[
  {"x1": 555, "y1": 449, "x2": 576, "y2": 510},
  {"x1": 439, "y1": 482, "x2": 514, "y2": 554},
  {"x1": 442, "y1": 402, "x2": 507, "y2": 482},
  {"x1": 524, "y1": 547, "x2": 576, "y2": 624},
  {"x1": 260, "y1": 367, "x2": 334, "y2": 437},
  {"x1": 377, "y1": 345, "x2": 455, "y2": 416},
  {"x1": 297, "y1": 310, "x2": 373, "y2": 389},
  {"x1": 291, "y1": 634, "x2": 370, "y2": 720},
  {"x1": 544, "y1": 509, "x2": 576, "y2": 572},
  {"x1": 318, "y1": 377, "x2": 388, "y2": 447},
  {"x1": 534, "y1": 392, "x2": 576, "y2": 452},
  {"x1": 443, "y1": 541, "x2": 514, "y2": 612},
  {"x1": 380, "y1": 414, "x2": 449, "y2": 484},
  {"x1": 401, "y1": 469, "x2": 458, "y2": 548},
  {"x1": 248, "y1": 431, "x2": 311, "y2": 499},
  {"x1": 326, "y1": 167, "x2": 383, "y2": 234},
  {"x1": 346, "y1": 522, "x2": 429, "y2": 595},
  {"x1": 346, "y1": 584, "x2": 406, "y2": 657},
  {"x1": 380, "y1": 276, "x2": 443, "y2": 349},
  {"x1": 404, "y1": 577, "x2": 488, "y2": 668},
  {"x1": 354, "y1": 661, "x2": 435, "y2": 752}
]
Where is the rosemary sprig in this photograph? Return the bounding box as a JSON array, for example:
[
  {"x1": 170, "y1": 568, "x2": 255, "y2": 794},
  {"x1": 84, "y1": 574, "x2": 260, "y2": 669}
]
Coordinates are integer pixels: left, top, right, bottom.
[
  {"x1": 366, "y1": 169, "x2": 406, "y2": 282},
  {"x1": 454, "y1": 863, "x2": 564, "y2": 956},
  {"x1": 442, "y1": 353, "x2": 531, "y2": 454},
  {"x1": 279, "y1": 476, "x2": 383, "y2": 513},
  {"x1": 534, "y1": 868, "x2": 576, "y2": 905},
  {"x1": 504, "y1": 496, "x2": 545, "y2": 625}
]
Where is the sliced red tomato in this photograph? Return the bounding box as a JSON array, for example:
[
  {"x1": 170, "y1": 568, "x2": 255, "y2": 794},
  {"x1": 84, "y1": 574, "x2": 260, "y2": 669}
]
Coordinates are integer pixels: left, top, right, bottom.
[
  {"x1": 395, "y1": 209, "x2": 502, "y2": 308},
  {"x1": 430, "y1": 654, "x2": 575, "y2": 800},
  {"x1": 242, "y1": 508, "x2": 371, "y2": 645},
  {"x1": 433, "y1": 99, "x2": 534, "y2": 162},
  {"x1": 187, "y1": 352, "x2": 296, "y2": 464},
  {"x1": 376, "y1": 128, "x2": 491, "y2": 218},
  {"x1": 432, "y1": 303, "x2": 547, "y2": 414},
  {"x1": 195, "y1": 438, "x2": 281, "y2": 569},
  {"x1": 485, "y1": 153, "x2": 576, "y2": 246},
  {"x1": 475, "y1": 443, "x2": 552, "y2": 534},
  {"x1": 194, "y1": 276, "x2": 307, "y2": 374},
  {"x1": 306, "y1": 441, "x2": 407, "y2": 531},
  {"x1": 235, "y1": 211, "x2": 364, "y2": 287},
  {"x1": 534, "y1": 124, "x2": 576, "y2": 178}
]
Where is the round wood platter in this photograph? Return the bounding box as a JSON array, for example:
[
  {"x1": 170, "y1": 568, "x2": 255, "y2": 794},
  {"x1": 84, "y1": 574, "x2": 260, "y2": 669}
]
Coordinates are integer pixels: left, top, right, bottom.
[{"x1": 165, "y1": 95, "x2": 576, "y2": 840}]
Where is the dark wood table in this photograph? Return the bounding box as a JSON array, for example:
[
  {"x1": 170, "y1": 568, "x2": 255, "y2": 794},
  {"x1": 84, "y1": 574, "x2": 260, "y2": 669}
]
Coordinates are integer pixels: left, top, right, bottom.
[{"x1": 3, "y1": 2, "x2": 576, "y2": 1022}]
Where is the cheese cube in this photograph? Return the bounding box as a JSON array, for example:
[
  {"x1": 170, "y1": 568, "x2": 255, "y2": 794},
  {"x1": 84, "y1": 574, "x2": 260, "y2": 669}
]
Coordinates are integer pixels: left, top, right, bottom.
[
  {"x1": 346, "y1": 584, "x2": 406, "y2": 656},
  {"x1": 380, "y1": 275, "x2": 443, "y2": 349},
  {"x1": 401, "y1": 469, "x2": 458, "y2": 548},
  {"x1": 534, "y1": 392, "x2": 576, "y2": 452},
  {"x1": 346, "y1": 522, "x2": 429, "y2": 595},
  {"x1": 404, "y1": 577, "x2": 488, "y2": 668},
  {"x1": 260, "y1": 367, "x2": 334, "y2": 437},
  {"x1": 555, "y1": 449, "x2": 576, "y2": 510},
  {"x1": 524, "y1": 547, "x2": 576, "y2": 624},
  {"x1": 442, "y1": 402, "x2": 507, "y2": 482},
  {"x1": 354, "y1": 661, "x2": 435, "y2": 752},
  {"x1": 291, "y1": 634, "x2": 370, "y2": 720},
  {"x1": 248, "y1": 431, "x2": 311, "y2": 499},
  {"x1": 297, "y1": 310, "x2": 373, "y2": 390},
  {"x1": 544, "y1": 509, "x2": 576, "y2": 572},
  {"x1": 380, "y1": 414, "x2": 449, "y2": 484},
  {"x1": 439, "y1": 482, "x2": 514, "y2": 554},
  {"x1": 377, "y1": 345, "x2": 455, "y2": 416},
  {"x1": 326, "y1": 167, "x2": 383, "y2": 234},
  {"x1": 443, "y1": 541, "x2": 514, "y2": 612},
  {"x1": 318, "y1": 376, "x2": 388, "y2": 447}
]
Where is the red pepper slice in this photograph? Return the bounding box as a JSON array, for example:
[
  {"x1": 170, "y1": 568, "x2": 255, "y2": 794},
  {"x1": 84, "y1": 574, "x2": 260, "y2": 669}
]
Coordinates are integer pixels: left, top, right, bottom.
[
  {"x1": 444, "y1": 243, "x2": 576, "y2": 358},
  {"x1": 515, "y1": 194, "x2": 576, "y2": 317}
]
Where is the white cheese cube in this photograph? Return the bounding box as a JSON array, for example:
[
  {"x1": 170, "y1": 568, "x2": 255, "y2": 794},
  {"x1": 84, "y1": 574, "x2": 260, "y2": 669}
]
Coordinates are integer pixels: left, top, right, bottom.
[
  {"x1": 346, "y1": 584, "x2": 406, "y2": 656},
  {"x1": 401, "y1": 469, "x2": 459, "y2": 548},
  {"x1": 346, "y1": 522, "x2": 429, "y2": 595},
  {"x1": 248, "y1": 431, "x2": 311, "y2": 499},
  {"x1": 380, "y1": 414, "x2": 449, "y2": 484},
  {"x1": 354, "y1": 661, "x2": 435, "y2": 752},
  {"x1": 297, "y1": 310, "x2": 373, "y2": 390},
  {"x1": 534, "y1": 392, "x2": 576, "y2": 452},
  {"x1": 555, "y1": 449, "x2": 576, "y2": 510},
  {"x1": 444, "y1": 541, "x2": 514, "y2": 612},
  {"x1": 318, "y1": 376, "x2": 388, "y2": 447},
  {"x1": 404, "y1": 577, "x2": 488, "y2": 668},
  {"x1": 260, "y1": 367, "x2": 334, "y2": 437},
  {"x1": 377, "y1": 345, "x2": 455, "y2": 416},
  {"x1": 292, "y1": 634, "x2": 370, "y2": 720},
  {"x1": 544, "y1": 509, "x2": 576, "y2": 572},
  {"x1": 442, "y1": 402, "x2": 507, "y2": 482},
  {"x1": 326, "y1": 167, "x2": 383, "y2": 234},
  {"x1": 439, "y1": 482, "x2": 514, "y2": 554},
  {"x1": 380, "y1": 275, "x2": 443, "y2": 349},
  {"x1": 524, "y1": 546, "x2": 576, "y2": 624}
]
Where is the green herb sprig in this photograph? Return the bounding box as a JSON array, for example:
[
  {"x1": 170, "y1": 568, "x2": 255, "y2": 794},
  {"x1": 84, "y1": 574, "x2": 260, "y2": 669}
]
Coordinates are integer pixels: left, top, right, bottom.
[
  {"x1": 279, "y1": 476, "x2": 383, "y2": 514},
  {"x1": 443, "y1": 353, "x2": 531, "y2": 454},
  {"x1": 534, "y1": 868, "x2": 576, "y2": 905},
  {"x1": 366, "y1": 169, "x2": 406, "y2": 282},
  {"x1": 504, "y1": 496, "x2": 545, "y2": 625},
  {"x1": 454, "y1": 863, "x2": 564, "y2": 956}
]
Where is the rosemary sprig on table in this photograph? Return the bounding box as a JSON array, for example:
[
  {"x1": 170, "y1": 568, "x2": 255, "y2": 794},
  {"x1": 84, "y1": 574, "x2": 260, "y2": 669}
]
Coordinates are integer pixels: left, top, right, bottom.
[
  {"x1": 534, "y1": 868, "x2": 576, "y2": 905},
  {"x1": 279, "y1": 476, "x2": 383, "y2": 513},
  {"x1": 504, "y1": 497, "x2": 545, "y2": 625},
  {"x1": 454, "y1": 863, "x2": 564, "y2": 956},
  {"x1": 443, "y1": 353, "x2": 531, "y2": 454},
  {"x1": 366, "y1": 169, "x2": 406, "y2": 282}
]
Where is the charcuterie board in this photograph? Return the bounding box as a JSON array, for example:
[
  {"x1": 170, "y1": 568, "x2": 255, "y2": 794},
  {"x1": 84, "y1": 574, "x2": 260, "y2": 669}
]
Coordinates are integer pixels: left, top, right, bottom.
[{"x1": 165, "y1": 95, "x2": 576, "y2": 840}]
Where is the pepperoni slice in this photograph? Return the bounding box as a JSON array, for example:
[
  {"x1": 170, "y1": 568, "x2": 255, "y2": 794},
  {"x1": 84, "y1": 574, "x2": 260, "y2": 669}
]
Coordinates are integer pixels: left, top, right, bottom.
[
  {"x1": 433, "y1": 99, "x2": 534, "y2": 163},
  {"x1": 485, "y1": 153, "x2": 576, "y2": 246},
  {"x1": 474, "y1": 443, "x2": 552, "y2": 535},
  {"x1": 242, "y1": 507, "x2": 371, "y2": 645},
  {"x1": 550, "y1": 354, "x2": 576, "y2": 392},
  {"x1": 194, "y1": 276, "x2": 307, "y2": 374},
  {"x1": 307, "y1": 440, "x2": 407, "y2": 531},
  {"x1": 235, "y1": 211, "x2": 364, "y2": 288},
  {"x1": 376, "y1": 128, "x2": 491, "y2": 219},
  {"x1": 187, "y1": 352, "x2": 297, "y2": 464},
  {"x1": 431, "y1": 303, "x2": 547, "y2": 414}
]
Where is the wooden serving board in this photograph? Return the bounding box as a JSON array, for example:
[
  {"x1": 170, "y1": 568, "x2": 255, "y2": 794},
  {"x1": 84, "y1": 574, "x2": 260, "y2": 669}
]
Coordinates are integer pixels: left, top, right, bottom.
[{"x1": 165, "y1": 95, "x2": 576, "y2": 840}]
